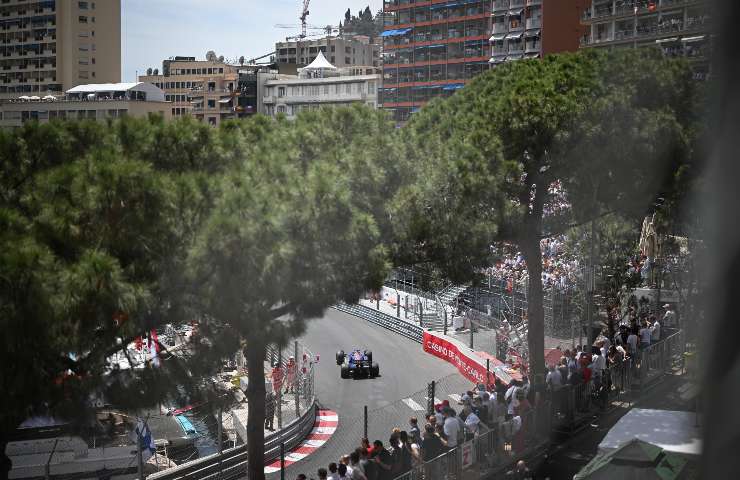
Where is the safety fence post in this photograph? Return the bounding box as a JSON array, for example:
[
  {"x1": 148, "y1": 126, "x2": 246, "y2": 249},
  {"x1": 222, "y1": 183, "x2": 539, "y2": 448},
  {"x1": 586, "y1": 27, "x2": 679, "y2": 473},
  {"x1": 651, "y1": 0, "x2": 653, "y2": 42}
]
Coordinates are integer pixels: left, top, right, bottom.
[
  {"x1": 397, "y1": 293, "x2": 401, "y2": 318},
  {"x1": 427, "y1": 381, "x2": 435, "y2": 417},
  {"x1": 443, "y1": 309, "x2": 448, "y2": 336},
  {"x1": 420, "y1": 302, "x2": 424, "y2": 328},
  {"x1": 294, "y1": 341, "x2": 300, "y2": 418},
  {"x1": 280, "y1": 442, "x2": 286, "y2": 480},
  {"x1": 405, "y1": 295, "x2": 409, "y2": 319},
  {"x1": 363, "y1": 405, "x2": 368, "y2": 440},
  {"x1": 277, "y1": 347, "x2": 283, "y2": 430}
]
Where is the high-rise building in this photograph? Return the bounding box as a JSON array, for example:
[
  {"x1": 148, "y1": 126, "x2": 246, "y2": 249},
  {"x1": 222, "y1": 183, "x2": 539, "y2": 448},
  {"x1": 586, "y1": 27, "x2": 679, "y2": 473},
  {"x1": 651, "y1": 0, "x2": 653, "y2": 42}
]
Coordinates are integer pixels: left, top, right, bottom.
[
  {"x1": 275, "y1": 35, "x2": 380, "y2": 69},
  {"x1": 380, "y1": 0, "x2": 587, "y2": 123},
  {"x1": 379, "y1": 0, "x2": 492, "y2": 122},
  {"x1": 580, "y1": 0, "x2": 712, "y2": 79},
  {"x1": 0, "y1": 0, "x2": 121, "y2": 99},
  {"x1": 138, "y1": 57, "x2": 240, "y2": 126},
  {"x1": 489, "y1": 0, "x2": 587, "y2": 66}
]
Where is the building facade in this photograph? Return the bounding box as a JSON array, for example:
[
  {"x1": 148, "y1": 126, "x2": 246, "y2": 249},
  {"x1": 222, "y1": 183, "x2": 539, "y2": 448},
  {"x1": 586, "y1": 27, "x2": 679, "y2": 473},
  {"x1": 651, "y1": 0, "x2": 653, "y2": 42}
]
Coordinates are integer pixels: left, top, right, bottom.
[
  {"x1": 380, "y1": 0, "x2": 587, "y2": 122},
  {"x1": 0, "y1": 82, "x2": 170, "y2": 127},
  {"x1": 489, "y1": 0, "x2": 588, "y2": 66},
  {"x1": 261, "y1": 53, "x2": 379, "y2": 118},
  {"x1": 138, "y1": 57, "x2": 239, "y2": 125},
  {"x1": 581, "y1": 0, "x2": 711, "y2": 79},
  {"x1": 380, "y1": 0, "x2": 492, "y2": 122},
  {"x1": 0, "y1": 0, "x2": 121, "y2": 99},
  {"x1": 275, "y1": 35, "x2": 380, "y2": 68}
]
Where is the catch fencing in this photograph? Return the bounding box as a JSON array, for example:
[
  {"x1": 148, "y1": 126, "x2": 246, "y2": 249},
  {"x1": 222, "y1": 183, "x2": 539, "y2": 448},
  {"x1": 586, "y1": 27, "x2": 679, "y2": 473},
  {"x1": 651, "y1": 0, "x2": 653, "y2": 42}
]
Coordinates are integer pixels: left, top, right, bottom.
[{"x1": 148, "y1": 341, "x2": 317, "y2": 480}]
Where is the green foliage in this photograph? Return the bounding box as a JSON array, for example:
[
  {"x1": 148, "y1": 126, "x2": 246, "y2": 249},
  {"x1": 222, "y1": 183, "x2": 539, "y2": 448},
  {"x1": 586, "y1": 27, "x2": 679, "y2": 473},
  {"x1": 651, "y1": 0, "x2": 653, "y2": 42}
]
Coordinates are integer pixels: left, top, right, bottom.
[
  {"x1": 341, "y1": 5, "x2": 381, "y2": 38},
  {"x1": 0, "y1": 117, "x2": 239, "y2": 465},
  {"x1": 396, "y1": 48, "x2": 699, "y2": 379}
]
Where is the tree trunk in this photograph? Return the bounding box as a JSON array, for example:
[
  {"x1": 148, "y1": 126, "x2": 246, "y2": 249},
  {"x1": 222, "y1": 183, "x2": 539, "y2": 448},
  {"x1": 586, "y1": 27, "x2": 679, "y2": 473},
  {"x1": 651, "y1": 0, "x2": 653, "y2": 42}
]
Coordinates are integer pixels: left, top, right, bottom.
[
  {"x1": 521, "y1": 236, "x2": 546, "y2": 388},
  {"x1": 1, "y1": 438, "x2": 11, "y2": 480},
  {"x1": 246, "y1": 341, "x2": 267, "y2": 480}
]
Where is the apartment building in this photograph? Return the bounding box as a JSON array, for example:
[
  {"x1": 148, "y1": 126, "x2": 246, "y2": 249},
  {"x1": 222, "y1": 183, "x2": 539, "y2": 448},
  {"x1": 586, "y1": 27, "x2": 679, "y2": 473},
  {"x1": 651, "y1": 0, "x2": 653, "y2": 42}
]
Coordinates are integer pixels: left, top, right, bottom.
[
  {"x1": 0, "y1": 0, "x2": 121, "y2": 99},
  {"x1": 581, "y1": 0, "x2": 711, "y2": 78},
  {"x1": 489, "y1": 0, "x2": 588, "y2": 66},
  {"x1": 0, "y1": 82, "x2": 170, "y2": 127},
  {"x1": 275, "y1": 35, "x2": 380, "y2": 68},
  {"x1": 138, "y1": 57, "x2": 239, "y2": 125},
  {"x1": 380, "y1": 0, "x2": 493, "y2": 122},
  {"x1": 261, "y1": 52, "x2": 379, "y2": 118}
]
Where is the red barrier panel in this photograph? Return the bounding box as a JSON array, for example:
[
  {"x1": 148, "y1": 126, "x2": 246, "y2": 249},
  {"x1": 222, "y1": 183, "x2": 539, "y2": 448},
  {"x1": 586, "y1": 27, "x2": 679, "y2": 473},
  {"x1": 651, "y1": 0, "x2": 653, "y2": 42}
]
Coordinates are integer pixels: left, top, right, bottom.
[{"x1": 423, "y1": 331, "x2": 490, "y2": 385}]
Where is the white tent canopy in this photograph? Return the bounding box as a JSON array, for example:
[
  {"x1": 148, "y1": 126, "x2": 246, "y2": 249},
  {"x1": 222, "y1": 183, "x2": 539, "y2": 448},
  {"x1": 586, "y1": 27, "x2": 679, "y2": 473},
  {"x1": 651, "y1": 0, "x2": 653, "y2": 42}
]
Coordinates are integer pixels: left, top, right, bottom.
[
  {"x1": 302, "y1": 51, "x2": 337, "y2": 70},
  {"x1": 598, "y1": 408, "x2": 702, "y2": 458},
  {"x1": 66, "y1": 82, "x2": 166, "y2": 102}
]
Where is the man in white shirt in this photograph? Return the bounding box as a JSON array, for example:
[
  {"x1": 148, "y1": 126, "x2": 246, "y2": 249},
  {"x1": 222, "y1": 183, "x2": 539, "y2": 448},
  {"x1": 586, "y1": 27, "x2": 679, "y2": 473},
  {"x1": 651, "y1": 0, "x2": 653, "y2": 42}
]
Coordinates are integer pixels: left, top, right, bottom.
[
  {"x1": 443, "y1": 408, "x2": 459, "y2": 448},
  {"x1": 591, "y1": 350, "x2": 606, "y2": 378},
  {"x1": 626, "y1": 330, "x2": 639, "y2": 356},
  {"x1": 545, "y1": 365, "x2": 562, "y2": 390},
  {"x1": 464, "y1": 408, "x2": 481, "y2": 437},
  {"x1": 662, "y1": 304, "x2": 676, "y2": 328},
  {"x1": 504, "y1": 383, "x2": 519, "y2": 416},
  {"x1": 651, "y1": 318, "x2": 661, "y2": 343},
  {"x1": 639, "y1": 323, "x2": 652, "y2": 349}
]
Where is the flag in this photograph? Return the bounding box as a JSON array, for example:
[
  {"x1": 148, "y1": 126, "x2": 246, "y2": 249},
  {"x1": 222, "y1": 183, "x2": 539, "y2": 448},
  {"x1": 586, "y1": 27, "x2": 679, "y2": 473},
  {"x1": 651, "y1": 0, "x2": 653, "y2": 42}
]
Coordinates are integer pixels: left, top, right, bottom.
[
  {"x1": 149, "y1": 330, "x2": 160, "y2": 367},
  {"x1": 135, "y1": 418, "x2": 156, "y2": 461}
]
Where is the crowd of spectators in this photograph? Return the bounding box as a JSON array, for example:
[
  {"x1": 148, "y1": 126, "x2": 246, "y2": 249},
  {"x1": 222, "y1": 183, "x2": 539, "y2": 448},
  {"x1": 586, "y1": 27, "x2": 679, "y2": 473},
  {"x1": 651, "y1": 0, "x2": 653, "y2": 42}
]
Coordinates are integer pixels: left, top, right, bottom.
[
  {"x1": 293, "y1": 382, "x2": 540, "y2": 480},
  {"x1": 486, "y1": 236, "x2": 581, "y2": 291}
]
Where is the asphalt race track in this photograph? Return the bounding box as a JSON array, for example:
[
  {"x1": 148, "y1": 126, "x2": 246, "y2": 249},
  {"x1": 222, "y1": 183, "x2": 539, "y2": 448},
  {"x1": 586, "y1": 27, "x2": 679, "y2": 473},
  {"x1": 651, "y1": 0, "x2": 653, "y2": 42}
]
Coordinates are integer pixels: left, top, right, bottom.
[{"x1": 267, "y1": 308, "x2": 472, "y2": 479}]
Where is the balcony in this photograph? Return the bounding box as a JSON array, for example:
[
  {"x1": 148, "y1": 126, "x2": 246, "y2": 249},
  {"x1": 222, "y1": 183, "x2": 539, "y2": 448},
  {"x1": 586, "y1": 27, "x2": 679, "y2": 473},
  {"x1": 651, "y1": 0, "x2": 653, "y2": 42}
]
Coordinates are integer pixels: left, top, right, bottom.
[
  {"x1": 493, "y1": 0, "x2": 509, "y2": 11},
  {"x1": 508, "y1": 42, "x2": 525, "y2": 54},
  {"x1": 492, "y1": 23, "x2": 508, "y2": 34},
  {"x1": 525, "y1": 41, "x2": 541, "y2": 53},
  {"x1": 526, "y1": 17, "x2": 541, "y2": 29},
  {"x1": 526, "y1": 0, "x2": 542, "y2": 5}
]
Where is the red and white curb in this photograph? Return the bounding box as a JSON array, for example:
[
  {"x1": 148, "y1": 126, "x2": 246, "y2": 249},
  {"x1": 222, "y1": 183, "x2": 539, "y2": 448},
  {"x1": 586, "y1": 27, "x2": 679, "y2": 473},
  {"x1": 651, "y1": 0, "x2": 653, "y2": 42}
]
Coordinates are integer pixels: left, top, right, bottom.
[{"x1": 264, "y1": 409, "x2": 338, "y2": 474}]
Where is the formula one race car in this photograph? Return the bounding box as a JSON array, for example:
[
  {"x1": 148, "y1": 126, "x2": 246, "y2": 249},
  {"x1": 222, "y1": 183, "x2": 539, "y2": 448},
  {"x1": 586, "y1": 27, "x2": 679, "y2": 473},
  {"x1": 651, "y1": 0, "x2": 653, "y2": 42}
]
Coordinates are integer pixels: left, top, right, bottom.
[{"x1": 336, "y1": 349, "x2": 380, "y2": 379}]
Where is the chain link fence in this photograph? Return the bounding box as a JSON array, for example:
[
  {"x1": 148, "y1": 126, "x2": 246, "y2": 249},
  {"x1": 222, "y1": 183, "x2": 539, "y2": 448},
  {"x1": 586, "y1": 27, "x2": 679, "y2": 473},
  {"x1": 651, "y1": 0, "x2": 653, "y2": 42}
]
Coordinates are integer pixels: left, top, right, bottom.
[{"x1": 264, "y1": 341, "x2": 316, "y2": 430}]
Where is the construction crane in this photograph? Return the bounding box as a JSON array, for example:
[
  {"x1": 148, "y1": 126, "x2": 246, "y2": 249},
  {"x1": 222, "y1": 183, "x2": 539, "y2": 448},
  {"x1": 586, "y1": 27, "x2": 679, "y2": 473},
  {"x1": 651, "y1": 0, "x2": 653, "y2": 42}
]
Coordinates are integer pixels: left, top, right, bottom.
[
  {"x1": 299, "y1": 0, "x2": 311, "y2": 38},
  {"x1": 274, "y1": 23, "x2": 340, "y2": 40}
]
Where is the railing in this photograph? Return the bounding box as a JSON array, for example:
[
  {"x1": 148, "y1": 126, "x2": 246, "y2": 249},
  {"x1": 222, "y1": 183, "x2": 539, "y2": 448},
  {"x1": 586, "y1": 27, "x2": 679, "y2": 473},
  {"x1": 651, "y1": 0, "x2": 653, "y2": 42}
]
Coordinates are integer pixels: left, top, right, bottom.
[
  {"x1": 147, "y1": 404, "x2": 317, "y2": 480},
  {"x1": 392, "y1": 402, "x2": 551, "y2": 480},
  {"x1": 526, "y1": 17, "x2": 541, "y2": 29},
  {"x1": 492, "y1": 0, "x2": 509, "y2": 11},
  {"x1": 332, "y1": 303, "x2": 423, "y2": 343},
  {"x1": 148, "y1": 343, "x2": 317, "y2": 480}
]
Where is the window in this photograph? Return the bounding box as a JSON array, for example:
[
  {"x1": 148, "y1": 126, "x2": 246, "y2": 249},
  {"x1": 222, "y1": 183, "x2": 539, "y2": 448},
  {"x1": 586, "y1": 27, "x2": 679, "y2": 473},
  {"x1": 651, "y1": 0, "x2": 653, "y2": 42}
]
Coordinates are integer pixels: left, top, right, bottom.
[
  {"x1": 207, "y1": 99, "x2": 216, "y2": 108},
  {"x1": 278, "y1": 86, "x2": 285, "y2": 97},
  {"x1": 219, "y1": 68, "x2": 223, "y2": 73},
  {"x1": 345, "y1": 83, "x2": 351, "y2": 94},
  {"x1": 345, "y1": 57, "x2": 350, "y2": 64},
  {"x1": 277, "y1": 105, "x2": 286, "y2": 113},
  {"x1": 78, "y1": 15, "x2": 87, "y2": 23},
  {"x1": 208, "y1": 117, "x2": 216, "y2": 125},
  {"x1": 323, "y1": 85, "x2": 329, "y2": 95},
  {"x1": 78, "y1": 1, "x2": 88, "y2": 9}
]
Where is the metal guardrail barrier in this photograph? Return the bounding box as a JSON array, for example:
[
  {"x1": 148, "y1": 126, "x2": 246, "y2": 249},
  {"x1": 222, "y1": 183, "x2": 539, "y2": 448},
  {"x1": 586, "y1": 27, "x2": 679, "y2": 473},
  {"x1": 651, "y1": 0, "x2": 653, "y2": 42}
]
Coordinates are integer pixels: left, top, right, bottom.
[
  {"x1": 332, "y1": 302, "x2": 424, "y2": 343},
  {"x1": 148, "y1": 403, "x2": 317, "y2": 480}
]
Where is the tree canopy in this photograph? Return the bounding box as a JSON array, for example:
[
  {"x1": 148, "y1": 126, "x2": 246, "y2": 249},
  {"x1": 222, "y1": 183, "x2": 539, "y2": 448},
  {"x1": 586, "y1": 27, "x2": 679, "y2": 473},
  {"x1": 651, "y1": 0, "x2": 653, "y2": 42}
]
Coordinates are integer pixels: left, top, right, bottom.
[{"x1": 394, "y1": 48, "x2": 699, "y2": 382}]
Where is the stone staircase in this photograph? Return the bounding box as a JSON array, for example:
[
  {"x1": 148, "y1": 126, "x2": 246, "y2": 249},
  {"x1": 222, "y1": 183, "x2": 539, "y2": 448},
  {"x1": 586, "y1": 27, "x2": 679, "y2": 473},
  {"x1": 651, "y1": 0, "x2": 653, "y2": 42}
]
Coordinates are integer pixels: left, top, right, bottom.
[{"x1": 423, "y1": 285, "x2": 469, "y2": 331}]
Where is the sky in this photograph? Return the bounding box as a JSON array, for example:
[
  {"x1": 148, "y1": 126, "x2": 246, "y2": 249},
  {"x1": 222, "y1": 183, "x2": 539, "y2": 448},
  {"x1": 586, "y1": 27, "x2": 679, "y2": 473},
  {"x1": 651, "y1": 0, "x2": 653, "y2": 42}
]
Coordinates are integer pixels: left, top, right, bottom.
[{"x1": 122, "y1": 0, "x2": 382, "y2": 82}]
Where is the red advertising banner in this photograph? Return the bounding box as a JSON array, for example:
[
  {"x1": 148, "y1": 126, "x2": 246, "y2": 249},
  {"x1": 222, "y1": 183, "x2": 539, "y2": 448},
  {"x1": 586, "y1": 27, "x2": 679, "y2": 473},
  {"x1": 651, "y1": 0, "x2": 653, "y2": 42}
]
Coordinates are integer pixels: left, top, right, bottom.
[{"x1": 423, "y1": 331, "x2": 490, "y2": 386}]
